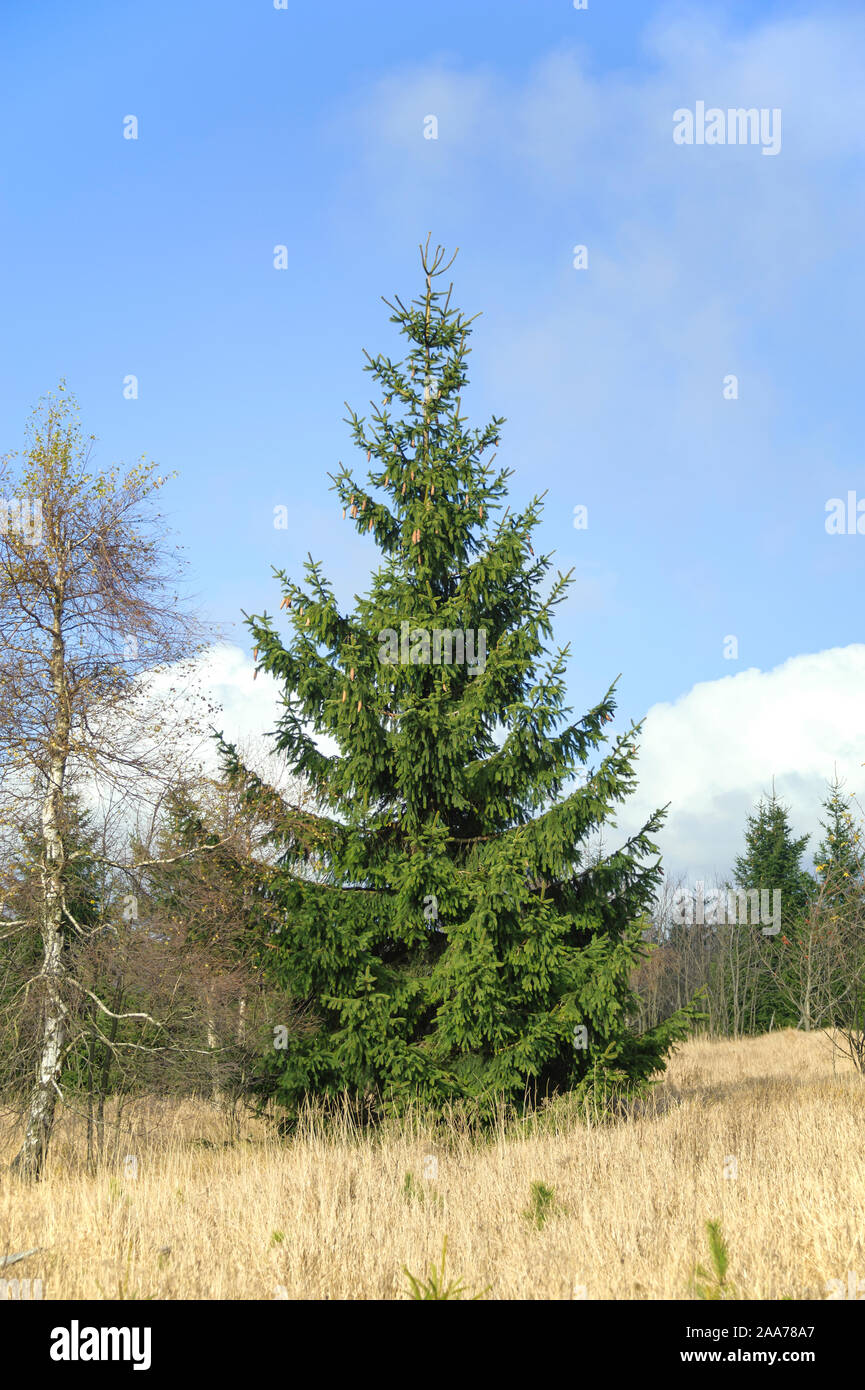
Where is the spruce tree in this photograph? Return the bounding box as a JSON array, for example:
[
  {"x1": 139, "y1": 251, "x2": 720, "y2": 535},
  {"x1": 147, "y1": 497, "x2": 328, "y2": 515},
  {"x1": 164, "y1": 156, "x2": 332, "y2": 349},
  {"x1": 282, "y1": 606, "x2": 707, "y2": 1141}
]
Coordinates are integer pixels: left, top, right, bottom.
[
  {"x1": 4, "y1": 794, "x2": 107, "y2": 938},
  {"x1": 809, "y1": 777, "x2": 865, "y2": 1032},
  {"x1": 237, "y1": 240, "x2": 697, "y2": 1119},
  {"x1": 732, "y1": 789, "x2": 813, "y2": 1030},
  {"x1": 815, "y1": 776, "x2": 864, "y2": 895},
  {"x1": 733, "y1": 790, "x2": 812, "y2": 926},
  {"x1": 140, "y1": 782, "x2": 275, "y2": 971},
  {"x1": 0, "y1": 795, "x2": 111, "y2": 1096}
]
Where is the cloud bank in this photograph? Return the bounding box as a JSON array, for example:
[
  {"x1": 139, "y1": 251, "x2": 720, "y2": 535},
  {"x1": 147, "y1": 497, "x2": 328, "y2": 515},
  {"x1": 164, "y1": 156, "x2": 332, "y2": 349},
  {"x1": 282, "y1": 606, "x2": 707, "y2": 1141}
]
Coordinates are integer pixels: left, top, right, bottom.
[
  {"x1": 619, "y1": 644, "x2": 865, "y2": 880},
  {"x1": 183, "y1": 642, "x2": 865, "y2": 883}
]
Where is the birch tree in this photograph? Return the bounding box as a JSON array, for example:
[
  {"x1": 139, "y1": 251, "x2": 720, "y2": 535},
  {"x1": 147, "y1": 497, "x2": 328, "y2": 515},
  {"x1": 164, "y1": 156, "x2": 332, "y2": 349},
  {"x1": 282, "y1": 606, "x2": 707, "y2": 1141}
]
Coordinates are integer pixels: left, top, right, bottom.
[{"x1": 0, "y1": 384, "x2": 208, "y2": 1178}]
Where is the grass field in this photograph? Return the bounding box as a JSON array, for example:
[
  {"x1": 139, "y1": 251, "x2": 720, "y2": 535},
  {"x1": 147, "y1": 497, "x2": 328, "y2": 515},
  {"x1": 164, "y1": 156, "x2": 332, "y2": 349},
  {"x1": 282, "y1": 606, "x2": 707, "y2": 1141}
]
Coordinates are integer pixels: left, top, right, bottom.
[{"x1": 1, "y1": 1030, "x2": 863, "y2": 1300}]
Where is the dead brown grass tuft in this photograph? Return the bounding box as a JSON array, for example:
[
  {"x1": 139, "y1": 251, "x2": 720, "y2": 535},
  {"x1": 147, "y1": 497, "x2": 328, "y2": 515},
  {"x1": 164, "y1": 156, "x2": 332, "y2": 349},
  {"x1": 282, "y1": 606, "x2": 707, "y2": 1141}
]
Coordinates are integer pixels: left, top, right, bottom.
[{"x1": 1, "y1": 1030, "x2": 862, "y2": 1299}]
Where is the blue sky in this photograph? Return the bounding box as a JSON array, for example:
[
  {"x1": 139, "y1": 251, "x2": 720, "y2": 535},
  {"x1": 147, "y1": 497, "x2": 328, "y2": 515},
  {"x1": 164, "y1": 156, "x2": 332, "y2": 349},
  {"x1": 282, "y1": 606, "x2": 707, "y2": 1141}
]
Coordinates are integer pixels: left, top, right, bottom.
[{"x1": 2, "y1": 0, "x2": 864, "y2": 875}]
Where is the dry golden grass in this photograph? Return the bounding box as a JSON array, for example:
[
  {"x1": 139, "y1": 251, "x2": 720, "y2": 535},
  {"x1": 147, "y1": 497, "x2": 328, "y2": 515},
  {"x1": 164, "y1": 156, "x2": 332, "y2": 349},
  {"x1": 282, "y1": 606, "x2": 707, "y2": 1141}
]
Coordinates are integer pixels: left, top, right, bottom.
[{"x1": 1, "y1": 1029, "x2": 863, "y2": 1300}]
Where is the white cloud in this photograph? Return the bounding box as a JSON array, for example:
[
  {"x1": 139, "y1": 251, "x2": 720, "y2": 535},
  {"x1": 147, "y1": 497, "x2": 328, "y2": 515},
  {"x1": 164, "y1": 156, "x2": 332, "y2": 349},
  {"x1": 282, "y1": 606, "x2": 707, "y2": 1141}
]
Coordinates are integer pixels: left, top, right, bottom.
[
  {"x1": 159, "y1": 643, "x2": 338, "y2": 783},
  {"x1": 178, "y1": 645, "x2": 865, "y2": 890},
  {"x1": 618, "y1": 644, "x2": 865, "y2": 880},
  {"x1": 184, "y1": 641, "x2": 285, "y2": 763}
]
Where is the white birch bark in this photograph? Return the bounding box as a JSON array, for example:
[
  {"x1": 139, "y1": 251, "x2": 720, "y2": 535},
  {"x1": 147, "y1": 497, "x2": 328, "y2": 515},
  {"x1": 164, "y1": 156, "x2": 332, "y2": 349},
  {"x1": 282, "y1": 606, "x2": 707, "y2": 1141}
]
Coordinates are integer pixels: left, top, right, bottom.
[{"x1": 12, "y1": 587, "x2": 69, "y2": 1178}]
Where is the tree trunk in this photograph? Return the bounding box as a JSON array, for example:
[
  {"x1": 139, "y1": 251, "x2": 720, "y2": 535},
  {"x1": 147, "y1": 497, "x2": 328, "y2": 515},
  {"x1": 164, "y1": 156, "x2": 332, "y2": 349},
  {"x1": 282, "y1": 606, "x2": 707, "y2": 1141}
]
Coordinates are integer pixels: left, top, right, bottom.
[
  {"x1": 11, "y1": 917, "x2": 67, "y2": 1179},
  {"x1": 95, "y1": 976, "x2": 123, "y2": 1164},
  {"x1": 11, "y1": 593, "x2": 70, "y2": 1180},
  {"x1": 801, "y1": 943, "x2": 813, "y2": 1031},
  {"x1": 86, "y1": 1031, "x2": 98, "y2": 1175},
  {"x1": 207, "y1": 1007, "x2": 220, "y2": 1104}
]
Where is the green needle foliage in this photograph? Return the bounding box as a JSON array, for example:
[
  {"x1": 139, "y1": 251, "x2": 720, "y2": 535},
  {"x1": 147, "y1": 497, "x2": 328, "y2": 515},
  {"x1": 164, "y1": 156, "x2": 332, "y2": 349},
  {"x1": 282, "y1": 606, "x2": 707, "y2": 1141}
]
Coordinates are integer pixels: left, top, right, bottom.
[
  {"x1": 731, "y1": 790, "x2": 814, "y2": 1030},
  {"x1": 692, "y1": 1219, "x2": 735, "y2": 1300},
  {"x1": 402, "y1": 1170, "x2": 442, "y2": 1210},
  {"x1": 231, "y1": 238, "x2": 698, "y2": 1125},
  {"x1": 733, "y1": 791, "x2": 812, "y2": 928},
  {"x1": 816, "y1": 775, "x2": 865, "y2": 899},
  {"x1": 523, "y1": 1180, "x2": 559, "y2": 1229},
  {"x1": 402, "y1": 1170, "x2": 421, "y2": 1204},
  {"x1": 403, "y1": 1236, "x2": 488, "y2": 1300}
]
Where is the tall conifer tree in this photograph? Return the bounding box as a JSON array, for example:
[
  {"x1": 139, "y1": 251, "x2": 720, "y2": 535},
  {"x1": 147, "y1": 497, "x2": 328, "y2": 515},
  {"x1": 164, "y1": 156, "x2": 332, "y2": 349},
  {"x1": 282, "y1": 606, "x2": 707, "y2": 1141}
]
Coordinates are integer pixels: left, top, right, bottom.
[
  {"x1": 733, "y1": 790, "x2": 812, "y2": 921},
  {"x1": 816, "y1": 776, "x2": 864, "y2": 893},
  {"x1": 235, "y1": 241, "x2": 696, "y2": 1117},
  {"x1": 731, "y1": 789, "x2": 813, "y2": 1030}
]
